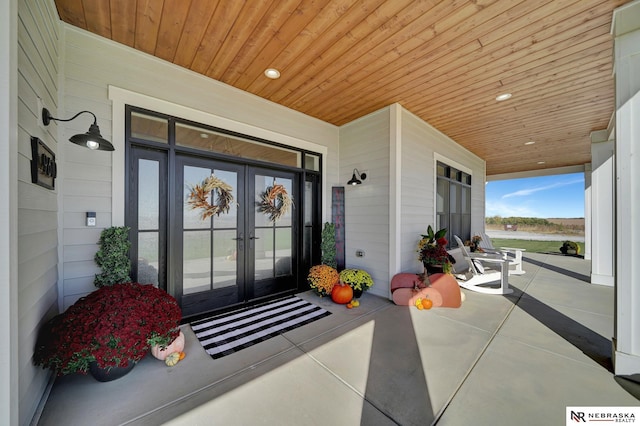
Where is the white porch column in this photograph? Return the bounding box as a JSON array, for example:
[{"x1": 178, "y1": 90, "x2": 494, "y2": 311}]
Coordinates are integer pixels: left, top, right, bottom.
[
  {"x1": 612, "y1": 0, "x2": 640, "y2": 376},
  {"x1": 0, "y1": 0, "x2": 19, "y2": 423},
  {"x1": 583, "y1": 163, "x2": 592, "y2": 261},
  {"x1": 589, "y1": 133, "x2": 614, "y2": 286}
]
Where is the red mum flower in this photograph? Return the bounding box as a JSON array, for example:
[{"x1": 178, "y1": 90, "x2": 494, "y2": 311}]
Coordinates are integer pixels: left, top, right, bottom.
[{"x1": 34, "y1": 283, "x2": 181, "y2": 375}]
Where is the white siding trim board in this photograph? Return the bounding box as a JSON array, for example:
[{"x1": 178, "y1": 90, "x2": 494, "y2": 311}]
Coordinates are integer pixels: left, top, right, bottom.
[{"x1": 15, "y1": 0, "x2": 61, "y2": 423}]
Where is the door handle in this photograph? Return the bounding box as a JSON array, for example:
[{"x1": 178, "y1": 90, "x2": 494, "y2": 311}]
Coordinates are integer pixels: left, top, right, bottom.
[
  {"x1": 249, "y1": 232, "x2": 259, "y2": 249},
  {"x1": 233, "y1": 233, "x2": 244, "y2": 250}
]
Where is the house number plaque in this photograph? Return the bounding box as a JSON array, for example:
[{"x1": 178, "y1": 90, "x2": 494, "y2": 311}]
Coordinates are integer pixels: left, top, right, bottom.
[{"x1": 30, "y1": 136, "x2": 57, "y2": 190}]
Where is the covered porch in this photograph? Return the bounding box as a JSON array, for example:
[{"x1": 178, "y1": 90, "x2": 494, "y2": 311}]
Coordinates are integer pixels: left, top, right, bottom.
[{"x1": 37, "y1": 253, "x2": 638, "y2": 425}]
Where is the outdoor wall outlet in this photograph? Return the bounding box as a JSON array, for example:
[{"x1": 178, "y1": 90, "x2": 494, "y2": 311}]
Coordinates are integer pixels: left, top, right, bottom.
[
  {"x1": 86, "y1": 212, "x2": 96, "y2": 227},
  {"x1": 356, "y1": 250, "x2": 365, "y2": 257}
]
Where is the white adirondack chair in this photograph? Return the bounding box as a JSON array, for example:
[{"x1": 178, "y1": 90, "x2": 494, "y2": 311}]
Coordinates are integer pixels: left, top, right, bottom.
[
  {"x1": 450, "y1": 235, "x2": 514, "y2": 295},
  {"x1": 476, "y1": 231, "x2": 526, "y2": 275}
]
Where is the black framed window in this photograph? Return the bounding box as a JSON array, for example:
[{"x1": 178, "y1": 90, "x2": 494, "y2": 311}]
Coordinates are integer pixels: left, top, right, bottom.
[{"x1": 436, "y1": 161, "x2": 471, "y2": 247}]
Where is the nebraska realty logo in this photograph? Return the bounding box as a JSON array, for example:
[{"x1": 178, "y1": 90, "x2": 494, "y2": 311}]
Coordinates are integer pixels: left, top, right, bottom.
[{"x1": 567, "y1": 407, "x2": 638, "y2": 424}]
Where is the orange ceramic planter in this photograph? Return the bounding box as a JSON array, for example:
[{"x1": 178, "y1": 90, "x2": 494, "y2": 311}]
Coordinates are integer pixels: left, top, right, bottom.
[
  {"x1": 390, "y1": 272, "x2": 462, "y2": 308},
  {"x1": 429, "y1": 273, "x2": 462, "y2": 308}
]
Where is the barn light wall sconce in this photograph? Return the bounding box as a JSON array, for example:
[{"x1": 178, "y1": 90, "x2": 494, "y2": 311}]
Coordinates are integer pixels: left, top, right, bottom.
[
  {"x1": 347, "y1": 168, "x2": 367, "y2": 186},
  {"x1": 42, "y1": 108, "x2": 115, "y2": 151}
]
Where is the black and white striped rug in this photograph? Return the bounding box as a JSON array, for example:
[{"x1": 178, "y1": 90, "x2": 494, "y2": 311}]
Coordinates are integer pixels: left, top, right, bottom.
[{"x1": 191, "y1": 295, "x2": 331, "y2": 359}]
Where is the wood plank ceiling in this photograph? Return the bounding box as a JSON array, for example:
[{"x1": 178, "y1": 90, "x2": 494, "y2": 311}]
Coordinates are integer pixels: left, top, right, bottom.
[{"x1": 53, "y1": 0, "x2": 631, "y2": 176}]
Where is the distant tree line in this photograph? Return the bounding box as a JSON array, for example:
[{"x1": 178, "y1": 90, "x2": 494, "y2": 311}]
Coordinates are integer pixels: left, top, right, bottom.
[
  {"x1": 485, "y1": 216, "x2": 584, "y2": 234},
  {"x1": 485, "y1": 216, "x2": 553, "y2": 226}
]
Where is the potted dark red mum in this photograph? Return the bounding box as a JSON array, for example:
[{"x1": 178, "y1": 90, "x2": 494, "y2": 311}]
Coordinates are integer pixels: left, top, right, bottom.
[{"x1": 34, "y1": 283, "x2": 181, "y2": 381}]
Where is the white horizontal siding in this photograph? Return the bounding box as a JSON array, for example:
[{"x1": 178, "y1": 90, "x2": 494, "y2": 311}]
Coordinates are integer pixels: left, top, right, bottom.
[
  {"x1": 399, "y1": 108, "x2": 485, "y2": 274},
  {"x1": 16, "y1": 0, "x2": 60, "y2": 423},
  {"x1": 340, "y1": 107, "x2": 390, "y2": 298},
  {"x1": 60, "y1": 24, "x2": 340, "y2": 304}
]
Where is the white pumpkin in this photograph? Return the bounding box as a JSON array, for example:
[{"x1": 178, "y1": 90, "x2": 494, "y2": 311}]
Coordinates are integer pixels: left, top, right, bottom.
[{"x1": 151, "y1": 330, "x2": 185, "y2": 361}]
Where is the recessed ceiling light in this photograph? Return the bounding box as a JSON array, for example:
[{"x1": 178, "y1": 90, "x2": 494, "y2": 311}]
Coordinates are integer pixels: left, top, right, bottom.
[
  {"x1": 496, "y1": 93, "x2": 512, "y2": 101},
  {"x1": 200, "y1": 133, "x2": 209, "y2": 139},
  {"x1": 264, "y1": 68, "x2": 281, "y2": 79},
  {"x1": 525, "y1": 141, "x2": 535, "y2": 145},
  {"x1": 537, "y1": 161, "x2": 546, "y2": 164}
]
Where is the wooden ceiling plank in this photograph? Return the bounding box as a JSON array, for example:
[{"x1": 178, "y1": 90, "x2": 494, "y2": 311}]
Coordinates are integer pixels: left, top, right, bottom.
[
  {"x1": 485, "y1": 153, "x2": 590, "y2": 167},
  {"x1": 327, "y1": 18, "x2": 613, "y2": 125},
  {"x1": 452, "y1": 111, "x2": 612, "y2": 147},
  {"x1": 297, "y1": 0, "x2": 551, "y2": 119},
  {"x1": 244, "y1": 0, "x2": 370, "y2": 95},
  {"x1": 318, "y1": 1, "x2": 611, "y2": 122},
  {"x1": 324, "y1": 6, "x2": 613, "y2": 124},
  {"x1": 231, "y1": 0, "x2": 336, "y2": 89},
  {"x1": 110, "y1": 0, "x2": 137, "y2": 47},
  {"x1": 435, "y1": 97, "x2": 614, "y2": 139},
  {"x1": 82, "y1": 0, "x2": 111, "y2": 38},
  {"x1": 279, "y1": 0, "x2": 501, "y2": 107},
  {"x1": 428, "y1": 77, "x2": 613, "y2": 127},
  {"x1": 220, "y1": 0, "x2": 305, "y2": 85},
  {"x1": 483, "y1": 144, "x2": 588, "y2": 161},
  {"x1": 189, "y1": 1, "x2": 245, "y2": 74},
  {"x1": 305, "y1": 0, "x2": 540, "y2": 106},
  {"x1": 154, "y1": 0, "x2": 192, "y2": 62},
  {"x1": 133, "y1": 0, "x2": 165, "y2": 55},
  {"x1": 438, "y1": 112, "x2": 611, "y2": 147},
  {"x1": 444, "y1": 101, "x2": 614, "y2": 141},
  {"x1": 205, "y1": 1, "x2": 278, "y2": 80},
  {"x1": 398, "y1": 43, "x2": 611, "y2": 121},
  {"x1": 54, "y1": 0, "x2": 87, "y2": 29},
  {"x1": 498, "y1": 40, "x2": 612, "y2": 86},
  {"x1": 476, "y1": 0, "x2": 625, "y2": 47},
  {"x1": 258, "y1": 0, "x2": 407, "y2": 103},
  {"x1": 413, "y1": 32, "x2": 613, "y2": 107},
  {"x1": 172, "y1": 0, "x2": 219, "y2": 69},
  {"x1": 418, "y1": 55, "x2": 613, "y2": 121},
  {"x1": 485, "y1": 150, "x2": 591, "y2": 162}
]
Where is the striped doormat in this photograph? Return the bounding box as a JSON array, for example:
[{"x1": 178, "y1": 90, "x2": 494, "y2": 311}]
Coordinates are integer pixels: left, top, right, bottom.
[{"x1": 191, "y1": 295, "x2": 331, "y2": 359}]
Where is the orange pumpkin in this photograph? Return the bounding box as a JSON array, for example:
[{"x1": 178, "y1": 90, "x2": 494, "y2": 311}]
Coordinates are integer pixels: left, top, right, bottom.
[
  {"x1": 331, "y1": 282, "x2": 353, "y2": 304},
  {"x1": 422, "y1": 297, "x2": 433, "y2": 310}
]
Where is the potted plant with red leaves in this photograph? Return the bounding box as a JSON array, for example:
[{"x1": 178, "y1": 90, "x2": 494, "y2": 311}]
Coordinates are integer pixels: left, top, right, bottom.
[
  {"x1": 34, "y1": 283, "x2": 181, "y2": 381},
  {"x1": 417, "y1": 226, "x2": 453, "y2": 275}
]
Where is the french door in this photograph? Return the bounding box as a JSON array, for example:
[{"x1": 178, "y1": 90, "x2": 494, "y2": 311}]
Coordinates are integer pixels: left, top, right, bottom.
[
  {"x1": 126, "y1": 107, "x2": 320, "y2": 319},
  {"x1": 175, "y1": 155, "x2": 298, "y2": 316}
]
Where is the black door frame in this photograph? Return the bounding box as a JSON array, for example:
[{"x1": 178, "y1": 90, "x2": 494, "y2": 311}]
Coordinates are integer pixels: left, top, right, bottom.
[{"x1": 125, "y1": 105, "x2": 322, "y2": 318}]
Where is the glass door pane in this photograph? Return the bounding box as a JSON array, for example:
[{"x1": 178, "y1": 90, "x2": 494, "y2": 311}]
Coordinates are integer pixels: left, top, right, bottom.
[
  {"x1": 249, "y1": 169, "x2": 297, "y2": 299},
  {"x1": 176, "y1": 156, "x2": 244, "y2": 316},
  {"x1": 182, "y1": 166, "x2": 239, "y2": 295},
  {"x1": 128, "y1": 147, "x2": 167, "y2": 290}
]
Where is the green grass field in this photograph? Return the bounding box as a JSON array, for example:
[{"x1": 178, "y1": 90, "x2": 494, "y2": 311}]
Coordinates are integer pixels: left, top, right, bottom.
[{"x1": 489, "y1": 238, "x2": 585, "y2": 255}]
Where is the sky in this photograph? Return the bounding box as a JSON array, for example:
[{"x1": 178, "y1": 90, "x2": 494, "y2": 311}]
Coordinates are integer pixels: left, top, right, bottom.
[{"x1": 485, "y1": 172, "x2": 585, "y2": 218}]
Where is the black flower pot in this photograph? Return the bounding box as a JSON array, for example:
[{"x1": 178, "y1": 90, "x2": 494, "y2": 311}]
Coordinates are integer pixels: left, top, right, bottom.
[
  {"x1": 352, "y1": 288, "x2": 364, "y2": 299},
  {"x1": 423, "y1": 263, "x2": 444, "y2": 275},
  {"x1": 89, "y1": 360, "x2": 136, "y2": 382}
]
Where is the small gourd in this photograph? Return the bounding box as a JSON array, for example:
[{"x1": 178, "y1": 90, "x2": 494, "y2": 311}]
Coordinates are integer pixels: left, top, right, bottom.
[{"x1": 165, "y1": 352, "x2": 181, "y2": 367}]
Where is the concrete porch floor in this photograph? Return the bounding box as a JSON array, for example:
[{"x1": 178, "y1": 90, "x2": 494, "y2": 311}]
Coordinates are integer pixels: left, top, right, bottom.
[{"x1": 36, "y1": 253, "x2": 638, "y2": 425}]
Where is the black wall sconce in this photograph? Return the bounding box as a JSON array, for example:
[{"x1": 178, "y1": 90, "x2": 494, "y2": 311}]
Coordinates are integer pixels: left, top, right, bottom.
[
  {"x1": 42, "y1": 108, "x2": 115, "y2": 151},
  {"x1": 347, "y1": 168, "x2": 367, "y2": 186}
]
